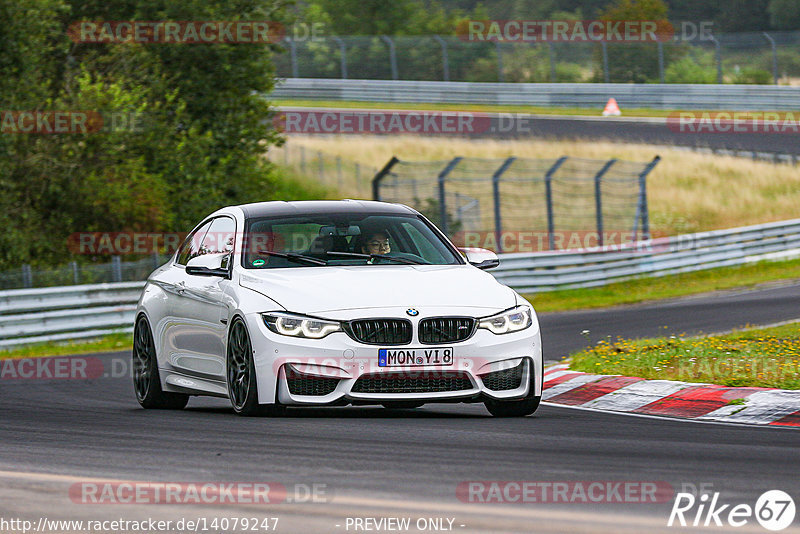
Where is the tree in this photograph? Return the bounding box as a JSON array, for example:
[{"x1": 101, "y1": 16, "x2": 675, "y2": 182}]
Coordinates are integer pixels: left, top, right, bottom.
[{"x1": 768, "y1": 0, "x2": 800, "y2": 30}]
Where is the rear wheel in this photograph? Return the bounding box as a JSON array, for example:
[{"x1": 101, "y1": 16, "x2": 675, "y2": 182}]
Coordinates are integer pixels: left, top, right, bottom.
[
  {"x1": 133, "y1": 315, "x2": 189, "y2": 410},
  {"x1": 227, "y1": 318, "x2": 285, "y2": 417}
]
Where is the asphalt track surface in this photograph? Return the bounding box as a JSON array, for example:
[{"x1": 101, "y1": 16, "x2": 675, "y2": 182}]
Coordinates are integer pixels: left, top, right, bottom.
[{"x1": 2, "y1": 282, "x2": 800, "y2": 533}]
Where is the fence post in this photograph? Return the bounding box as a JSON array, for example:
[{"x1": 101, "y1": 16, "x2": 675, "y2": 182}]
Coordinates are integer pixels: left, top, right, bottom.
[
  {"x1": 496, "y1": 42, "x2": 504, "y2": 82},
  {"x1": 763, "y1": 32, "x2": 778, "y2": 85},
  {"x1": 547, "y1": 42, "x2": 556, "y2": 82},
  {"x1": 283, "y1": 142, "x2": 289, "y2": 166},
  {"x1": 372, "y1": 156, "x2": 400, "y2": 201},
  {"x1": 300, "y1": 145, "x2": 306, "y2": 173},
  {"x1": 331, "y1": 36, "x2": 348, "y2": 79},
  {"x1": 317, "y1": 151, "x2": 324, "y2": 183},
  {"x1": 544, "y1": 157, "x2": 568, "y2": 250},
  {"x1": 152, "y1": 252, "x2": 161, "y2": 270},
  {"x1": 437, "y1": 157, "x2": 463, "y2": 236},
  {"x1": 601, "y1": 41, "x2": 610, "y2": 83},
  {"x1": 22, "y1": 264, "x2": 32, "y2": 288},
  {"x1": 709, "y1": 35, "x2": 722, "y2": 84},
  {"x1": 657, "y1": 41, "x2": 665, "y2": 83},
  {"x1": 336, "y1": 156, "x2": 343, "y2": 188},
  {"x1": 433, "y1": 35, "x2": 449, "y2": 81},
  {"x1": 633, "y1": 156, "x2": 660, "y2": 242},
  {"x1": 284, "y1": 37, "x2": 298, "y2": 78},
  {"x1": 111, "y1": 256, "x2": 122, "y2": 282},
  {"x1": 593, "y1": 159, "x2": 617, "y2": 248},
  {"x1": 71, "y1": 261, "x2": 79, "y2": 285},
  {"x1": 380, "y1": 35, "x2": 399, "y2": 80},
  {"x1": 491, "y1": 157, "x2": 516, "y2": 253}
]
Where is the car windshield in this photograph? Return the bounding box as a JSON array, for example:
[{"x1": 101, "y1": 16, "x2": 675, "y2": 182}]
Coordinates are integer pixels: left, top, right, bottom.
[{"x1": 242, "y1": 212, "x2": 462, "y2": 269}]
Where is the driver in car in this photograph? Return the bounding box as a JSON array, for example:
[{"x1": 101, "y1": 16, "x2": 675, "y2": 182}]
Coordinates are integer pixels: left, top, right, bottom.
[{"x1": 361, "y1": 230, "x2": 391, "y2": 255}]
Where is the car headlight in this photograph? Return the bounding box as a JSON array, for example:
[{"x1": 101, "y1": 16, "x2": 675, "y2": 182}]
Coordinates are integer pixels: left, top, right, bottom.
[
  {"x1": 262, "y1": 312, "x2": 342, "y2": 339},
  {"x1": 478, "y1": 305, "x2": 532, "y2": 335}
]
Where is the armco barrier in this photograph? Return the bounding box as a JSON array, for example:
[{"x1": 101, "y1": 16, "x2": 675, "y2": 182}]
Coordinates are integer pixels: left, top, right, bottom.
[
  {"x1": 492, "y1": 218, "x2": 800, "y2": 292},
  {"x1": 272, "y1": 78, "x2": 800, "y2": 111},
  {"x1": 1, "y1": 219, "x2": 800, "y2": 348},
  {"x1": 0, "y1": 282, "x2": 144, "y2": 349}
]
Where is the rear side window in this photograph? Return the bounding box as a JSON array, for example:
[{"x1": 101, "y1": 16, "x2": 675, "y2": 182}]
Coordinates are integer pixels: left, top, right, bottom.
[{"x1": 175, "y1": 220, "x2": 212, "y2": 265}]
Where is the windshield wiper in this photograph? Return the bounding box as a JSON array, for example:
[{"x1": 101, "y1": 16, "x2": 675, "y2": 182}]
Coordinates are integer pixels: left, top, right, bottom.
[
  {"x1": 325, "y1": 251, "x2": 427, "y2": 265},
  {"x1": 257, "y1": 250, "x2": 328, "y2": 266}
]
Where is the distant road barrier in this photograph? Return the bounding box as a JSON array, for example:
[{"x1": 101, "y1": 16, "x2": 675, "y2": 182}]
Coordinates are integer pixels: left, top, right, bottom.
[
  {"x1": 273, "y1": 78, "x2": 800, "y2": 111},
  {"x1": 2, "y1": 218, "x2": 800, "y2": 348}
]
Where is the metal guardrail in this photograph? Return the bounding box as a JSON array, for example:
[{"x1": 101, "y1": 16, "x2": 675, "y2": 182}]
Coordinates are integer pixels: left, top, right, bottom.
[
  {"x1": 492, "y1": 218, "x2": 800, "y2": 292},
  {"x1": 273, "y1": 78, "x2": 800, "y2": 111},
  {"x1": 1, "y1": 218, "x2": 799, "y2": 348},
  {"x1": 0, "y1": 282, "x2": 144, "y2": 349}
]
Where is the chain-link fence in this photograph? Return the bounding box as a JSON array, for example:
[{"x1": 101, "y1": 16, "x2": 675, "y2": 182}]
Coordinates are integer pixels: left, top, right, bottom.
[
  {"x1": 373, "y1": 156, "x2": 660, "y2": 253},
  {"x1": 275, "y1": 31, "x2": 800, "y2": 84},
  {"x1": 0, "y1": 254, "x2": 170, "y2": 290},
  {"x1": 268, "y1": 142, "x2": 379, "y2": 199}
]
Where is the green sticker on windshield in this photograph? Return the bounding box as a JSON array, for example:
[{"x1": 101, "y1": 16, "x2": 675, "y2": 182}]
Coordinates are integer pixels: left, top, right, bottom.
[{"x1": 252, "y1": 259, "x2": 265, "y2": 267}]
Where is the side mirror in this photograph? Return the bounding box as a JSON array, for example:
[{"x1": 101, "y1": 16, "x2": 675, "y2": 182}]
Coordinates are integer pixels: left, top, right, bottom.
[
  {"x1": 460, "y1": 247, "x2": 500, "y2": 270},
  {"x1": 185, "y1": 253, "x2": 231, "y2": 277}
]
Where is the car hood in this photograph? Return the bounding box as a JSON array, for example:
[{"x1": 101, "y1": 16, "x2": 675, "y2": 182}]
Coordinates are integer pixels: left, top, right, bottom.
[{"x1": 238, "y1": 264, "x2": 516, "y2": 315}]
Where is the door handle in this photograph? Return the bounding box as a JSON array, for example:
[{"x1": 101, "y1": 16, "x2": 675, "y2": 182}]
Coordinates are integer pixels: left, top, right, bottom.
[{"x1": 177, "y1": 281, "x2": 186, "y2": 294}]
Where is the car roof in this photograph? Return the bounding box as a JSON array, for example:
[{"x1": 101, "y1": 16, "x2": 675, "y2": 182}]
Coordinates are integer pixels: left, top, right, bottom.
[{"x1": 236, "y1": 199, "x2": 416, "y2": 219}]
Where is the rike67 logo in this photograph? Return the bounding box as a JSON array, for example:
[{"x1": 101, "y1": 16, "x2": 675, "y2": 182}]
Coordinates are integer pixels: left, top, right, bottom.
[{"x1": 669, "y1": 490, "x2": 795, "y2": 531}]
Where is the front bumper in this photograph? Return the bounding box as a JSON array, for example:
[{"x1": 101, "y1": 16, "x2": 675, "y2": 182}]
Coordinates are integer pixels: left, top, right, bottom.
[{"x1": 244, "y1": 309, "x2": 542, "y2": 406}]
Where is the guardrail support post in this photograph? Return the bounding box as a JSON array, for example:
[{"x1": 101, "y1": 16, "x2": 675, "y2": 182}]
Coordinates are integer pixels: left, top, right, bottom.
[
  {"x1": 633, "y1": 156, "x2": 660, "y2": 242},
  {"x1": 22, "y1": 264, "x2": 32, "y2": 288},
  {"x1": 763, "y1": 32, "x2": 778, "y2": 85},
  {"x1": 437, "y1": 157, "x2": 463, "y2": 236},
  {"x1": 601, "y1": 42, "x2": 610, "y2": 83},
  {"x1": 152, "y1": 252, "x2": 161, "y2": 270},
  {"x1": 71, "y1": 261, "x2": 79, "y2": 285},
  {"x1": 380, "y1": 35, "x2": 399, "y2": 80},
  {"x1": 496, "y1": 42, "x2": 505, "y2": 82},
  {"x1": 548, "y1": 42, "x2": 556, "y2": 82},
  {"x1": 433, "y1": 35, "x2": 449, "y2": 81},
  {"x1": 317, "y1": 151, "x2": 324, "y2": 182},
  {"x1": 372, "y1": 156, "x2": 400, "y2": 201},
  {"x1": 284, "y1": 37, "x2": 298, "y2": 78},
  {"x1": 491, "y1": 157, "x2": 516, "y2": 253},
  {"x1": 709, "y1": 35, "x2": 722, "y2": 84},
  {"x1": 112, "y1": 256, "x2": 122, "y2": 282},
  {"x1": 331, "y1": 36, "x2": 348, "y2": 79},
  {"x1": 544, "y1": 157, "x2": 568, "y2": 250},
  {"x1": 657, "y1": 41, "x2": 665, "y2": 83},
  {"x1": 593, "y1": 159, "x2": 617, "y2": 248}
]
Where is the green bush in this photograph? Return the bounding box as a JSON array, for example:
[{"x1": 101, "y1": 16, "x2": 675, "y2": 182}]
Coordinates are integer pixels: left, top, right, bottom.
[
  {"x1": 664, "y1": 56, "x2": 718, "y2": 83},
  {"x1": 732, "y1": 67, "x2": 774, "y2": 84}
]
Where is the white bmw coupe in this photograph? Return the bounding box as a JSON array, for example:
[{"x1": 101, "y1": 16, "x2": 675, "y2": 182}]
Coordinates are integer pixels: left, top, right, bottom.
[{"x1": 133, "y1": 200, "x2": 543, "y2": 417}]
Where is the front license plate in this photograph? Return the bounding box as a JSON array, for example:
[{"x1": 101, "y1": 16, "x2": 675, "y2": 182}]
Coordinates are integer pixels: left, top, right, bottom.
[{"x1": 378, "y1": 347, "x2": 454, "y2": 367}]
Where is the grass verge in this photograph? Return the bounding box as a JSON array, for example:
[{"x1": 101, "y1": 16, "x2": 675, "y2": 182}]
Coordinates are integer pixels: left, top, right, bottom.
[
  {"x1": 0, "y1": 332, "x2": 131, "y2": 360},
  {"x1": 524, "y1": 257, "x2": 800, "y2": 313},
  {"x1": 569, "y1": 322, "x2": 800, "y2": 389},
  {"x1": 274, "y1": 99, "x2": 691, "y2": 118}
]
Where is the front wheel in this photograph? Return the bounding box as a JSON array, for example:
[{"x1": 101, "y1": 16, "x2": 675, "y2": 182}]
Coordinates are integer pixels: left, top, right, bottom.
[
  {"x1": 227, "y1": 318, "x2": 285, "y2": 417},
  {"x1": 133, "y1": 315, "x2": 189, "y2": 410},
  {"x1": 484, "y1": 395, "x2": 541, "y2": 417}
]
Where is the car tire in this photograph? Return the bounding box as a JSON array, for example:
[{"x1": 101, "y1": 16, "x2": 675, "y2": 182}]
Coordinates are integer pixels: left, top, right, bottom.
[
  {"x1": 227, "y1": 317, "x2": 286, "y2": 417},
  {"x1": 381, "y1": 402, "x2": 425, "y2": 410},
  {"x1": 484, "y1": 395, "x2": 541, "y2": 417},
  {"x1": 133, "y1": 315, "x2": 189, "y2": 410}
]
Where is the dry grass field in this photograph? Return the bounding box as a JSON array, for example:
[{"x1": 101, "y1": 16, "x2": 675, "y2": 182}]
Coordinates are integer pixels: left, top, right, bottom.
[{"x1": 272, "y1": 135, "x2": 800, "y2": 235}]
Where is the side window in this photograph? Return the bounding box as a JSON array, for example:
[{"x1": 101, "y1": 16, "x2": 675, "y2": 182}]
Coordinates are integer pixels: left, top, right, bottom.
[{"x1": 176, "y1": 220, "x2": 212, "y2": 266}]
